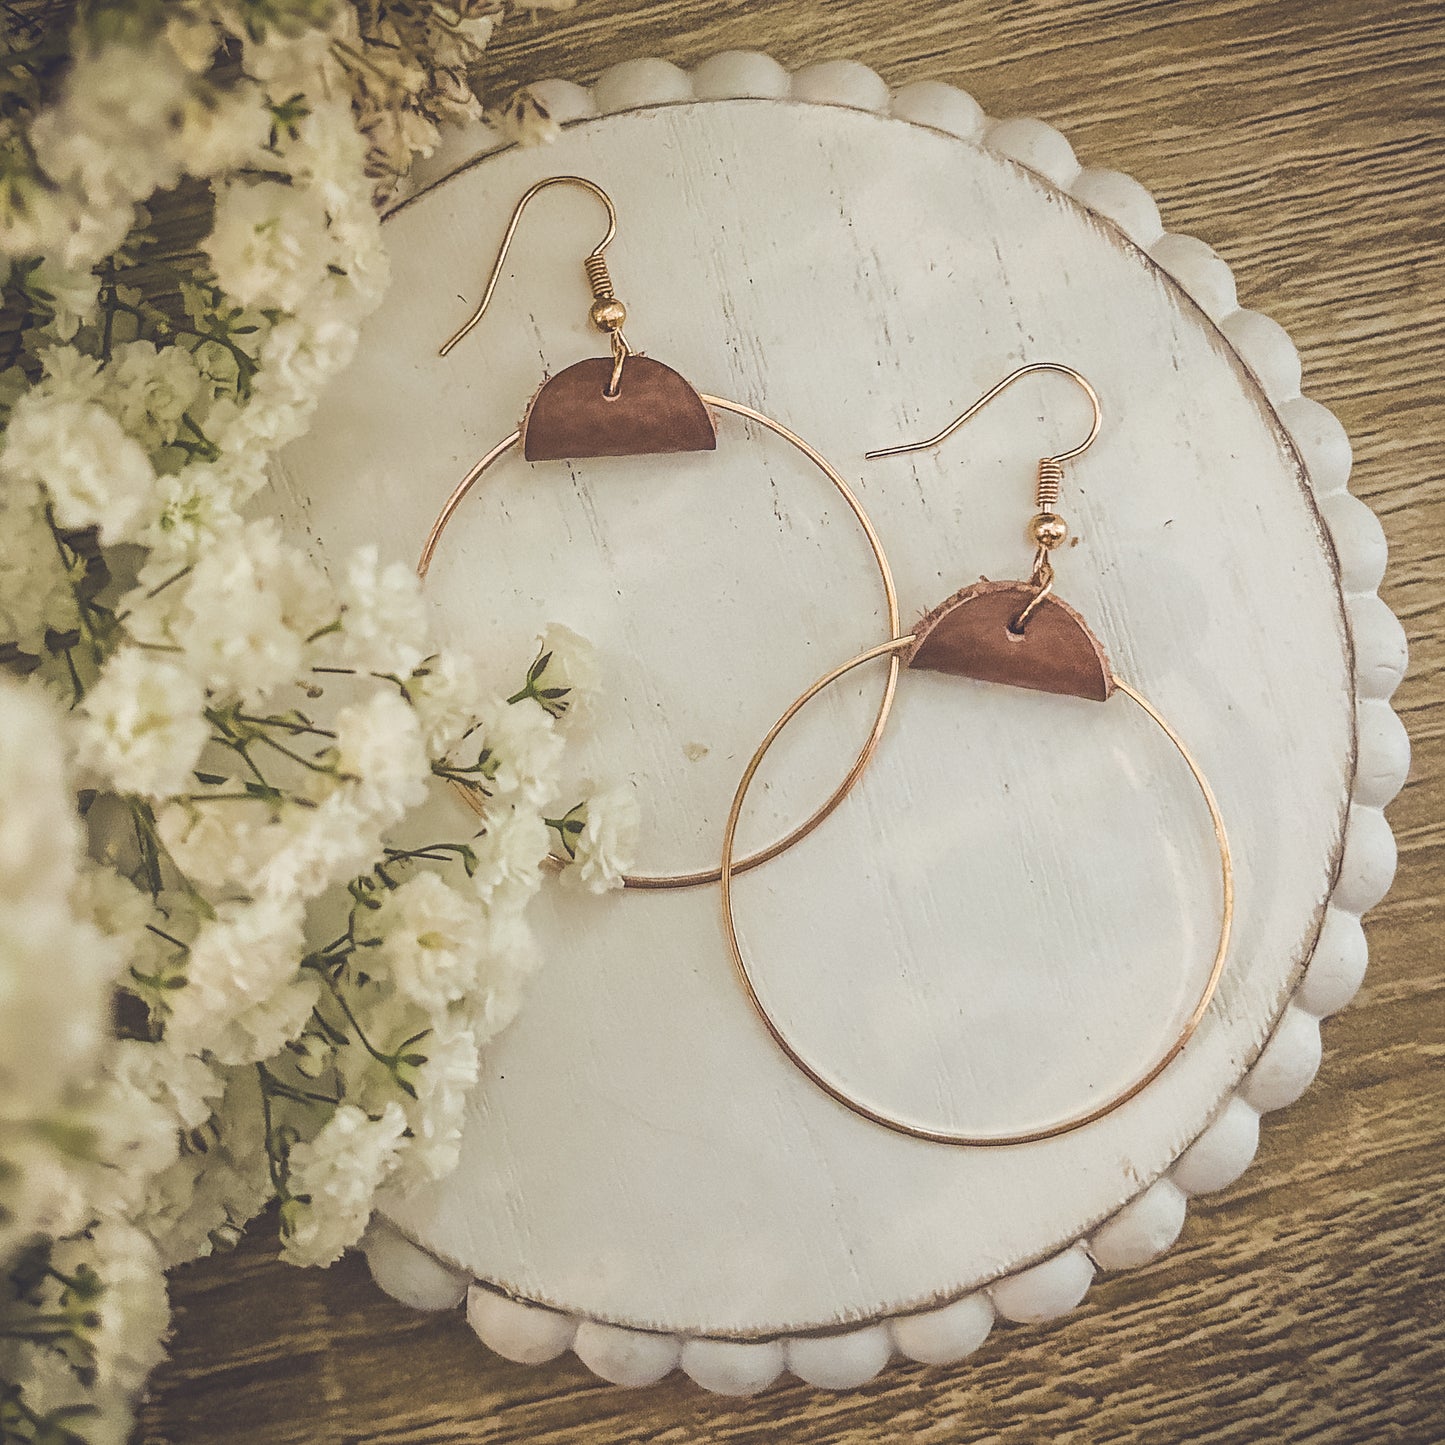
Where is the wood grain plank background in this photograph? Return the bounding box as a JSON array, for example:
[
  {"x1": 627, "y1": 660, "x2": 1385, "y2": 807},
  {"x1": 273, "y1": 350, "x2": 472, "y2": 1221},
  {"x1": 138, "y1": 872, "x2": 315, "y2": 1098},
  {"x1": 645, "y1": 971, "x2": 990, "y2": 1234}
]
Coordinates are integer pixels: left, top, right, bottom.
[{"x1": 136, "y1": 1, "x2": 1445, "y2": 1440}]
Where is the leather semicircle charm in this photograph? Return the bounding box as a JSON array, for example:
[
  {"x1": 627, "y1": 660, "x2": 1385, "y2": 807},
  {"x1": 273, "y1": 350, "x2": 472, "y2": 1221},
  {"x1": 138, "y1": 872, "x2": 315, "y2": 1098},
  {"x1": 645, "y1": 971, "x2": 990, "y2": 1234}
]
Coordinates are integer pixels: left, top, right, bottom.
[
  {"x1": 521, "y1": 355, "x2": 718, "y2": 461},
  {"x1": 907, "y1": 579, "x2": 1114, "y2": 702}
]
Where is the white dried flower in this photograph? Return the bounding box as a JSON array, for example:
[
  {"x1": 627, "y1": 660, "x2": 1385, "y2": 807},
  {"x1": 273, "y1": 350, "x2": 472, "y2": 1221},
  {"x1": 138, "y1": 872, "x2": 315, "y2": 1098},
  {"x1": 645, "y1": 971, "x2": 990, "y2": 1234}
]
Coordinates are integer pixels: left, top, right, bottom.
[
  {"x1": 368, "y1": 871, "x2": 490, "y2": 1014},
  {"x1": 468, "y1": 908, "x2": 541, "y2": 1041},
  {"x1": 86, "y1": 1039, "x2": 222, "y2": 1223},
  {"x1": 208, "y1": 975, "x2": 322, "y2": 1067},
  {"x1": 248, "y1": 791, "x2": 388, "y2": 902},
  {"x1": 29, "y1": 256, "x2": 102, "y2": 340},
  {"x1": 557, "y1": 783, "x2": 641, "y2": 894},
  {"x1": 0, "y1": 679, "x2": 80, "y2": 905},
  {"x1": 49, "y1": 1218, "x2": 171, "y2": 1395},
  {"x1": 405, "y1": 651, "x2": 488, "y2": 760},
  {"x1": 154, "y1": 800, "x2": 259, "y2": 892},
  {"x1": 10, "y1": 1349, "x2": 137, "y2": 1445},
  {"x1": 1, "y1": 392, "x2": 158, "y2": 542},
  {"x1": 163, "y1": 896, "x2": 307, "y2": 1060},
  {"x1": 101, "y1": 340, "x2": 206, "y2": 452},
  {"x1": 104, "y1": 1039, "x2": 222, "y2": 1144},
  {"x1": 333, "y1": 690, "x2": 430, "y2": 820},
  {"x1": 201, "y1": 793, "x2": 371, "y2": 904},
  {"x1": 515, "y1": 622, "x2": 601, "y2": 726},
  {"x1": 392, "y1": 1015, "x2": 479, "y2": 1184},
  {"x1": 0, "y1": 682, "x2": 121, "y2": 1220},
  {"x1": 490, "y1": 87, "x2": 562, "y2": 148},
  {"x1": 204, "y1": 178, "x2": 334, "y2": 312},
  {"x1": 469, "y1": 696, "x2": 566, "y2": 806},
  {"x1": 0, "y1": 3, "x2": 589, "y2": 1439},
  {"x1": 142, "y1": 462, "x2": 246, "y2": 558},
  {"x1": 469, "y1": 803, "x2": 550, "y2": 912},
  {"x1": 255, "y1": 312, "x2": 363, "y2": 414},
  {"x1": 0, "y1": 475, "x2": 77, "y2": 657},
  {"x1": 244, "y1": 15, "x2": 353, "y2": 103},
  {"x1": 161, "y1": 520, "x2": 336, "y2": 706},
  {"x1": 178, "y1": 82, "x2": 274, "y2": 175},
  {"x1": 24, "y1": 44, "x2": 196, "y2": 269},
  {"x1": 76, "y1": 649, "x2": 210, "y2": 799},
  {"x1": 329, "y1": 545, "x2": 429, "y2": 675},
  {"x1": 281, "y1": 1101, "x2": 408, "y2": 1267},
  {"x1": 139, "y1": 1066, "x2": 271, "y2": 1269},
  {"x1": 36, "y1": 343, "x2": 104, "y2": 401}
]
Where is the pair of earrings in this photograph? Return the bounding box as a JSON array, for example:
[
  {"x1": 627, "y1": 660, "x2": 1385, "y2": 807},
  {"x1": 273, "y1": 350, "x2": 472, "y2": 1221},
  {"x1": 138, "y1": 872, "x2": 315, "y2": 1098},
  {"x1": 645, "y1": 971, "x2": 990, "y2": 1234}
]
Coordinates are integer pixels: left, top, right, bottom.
[{"x1": 420, "y1": 176, "x2": 1233, "y2": 1147}]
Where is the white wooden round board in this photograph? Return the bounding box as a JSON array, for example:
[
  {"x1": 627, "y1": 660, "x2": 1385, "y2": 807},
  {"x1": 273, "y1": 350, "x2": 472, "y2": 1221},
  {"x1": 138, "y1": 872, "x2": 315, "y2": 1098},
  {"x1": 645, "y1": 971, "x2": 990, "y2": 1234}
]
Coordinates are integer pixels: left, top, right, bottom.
[{"x1": 272, "y1": 54, "x2": 1407, "y2": 1394}]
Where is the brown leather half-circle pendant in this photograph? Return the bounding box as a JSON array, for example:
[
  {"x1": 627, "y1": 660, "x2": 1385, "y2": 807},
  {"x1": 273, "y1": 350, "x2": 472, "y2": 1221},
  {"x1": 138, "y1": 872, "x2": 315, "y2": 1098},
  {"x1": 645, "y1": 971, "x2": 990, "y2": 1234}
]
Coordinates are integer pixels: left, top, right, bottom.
[
  {"x1": 907, "y1": 580, "x2": 1114, "y2": 702},
  {"x1": 521, "y1": 356, "x2": 718, "y2": 461}
]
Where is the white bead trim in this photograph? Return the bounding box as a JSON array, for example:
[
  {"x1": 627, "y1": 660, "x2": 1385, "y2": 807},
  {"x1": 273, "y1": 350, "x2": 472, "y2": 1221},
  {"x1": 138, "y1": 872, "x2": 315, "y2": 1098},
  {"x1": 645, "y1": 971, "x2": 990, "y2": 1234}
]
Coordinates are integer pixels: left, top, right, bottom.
[{"x1": 362, "y1": 51, "x2": 1407, "y2": 1395}]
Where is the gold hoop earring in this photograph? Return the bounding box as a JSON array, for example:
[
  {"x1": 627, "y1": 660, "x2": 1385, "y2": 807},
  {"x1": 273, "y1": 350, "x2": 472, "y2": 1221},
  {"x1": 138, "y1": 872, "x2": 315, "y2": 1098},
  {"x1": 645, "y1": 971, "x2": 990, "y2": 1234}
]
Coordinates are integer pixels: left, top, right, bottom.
[
  {"x1": 420, "y1": 176, "x2": 901, "y2": 891},
  {"x1": 718, "y1": 363, "x2": 1233, "y2": 1145}
]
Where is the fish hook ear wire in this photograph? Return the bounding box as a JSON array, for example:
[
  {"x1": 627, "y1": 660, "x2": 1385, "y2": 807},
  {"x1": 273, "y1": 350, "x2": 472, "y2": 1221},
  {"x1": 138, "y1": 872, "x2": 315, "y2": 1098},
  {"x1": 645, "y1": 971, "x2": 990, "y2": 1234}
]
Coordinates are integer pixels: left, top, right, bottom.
[
  {"x1": 867, "y1": 362, "x2": 1103, "y2": 634},
  {"x1": 438, "y1": 175, "x2": 633, "y2": 395}
]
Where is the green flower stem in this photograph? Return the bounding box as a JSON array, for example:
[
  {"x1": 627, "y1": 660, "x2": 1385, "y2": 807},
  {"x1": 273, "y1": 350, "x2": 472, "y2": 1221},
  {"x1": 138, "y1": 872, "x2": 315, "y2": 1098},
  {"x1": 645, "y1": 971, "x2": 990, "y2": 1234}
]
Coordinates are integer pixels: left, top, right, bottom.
[
  {"x1": 143, "y1": 922, "x2": 188, "y2": 951},
  {"x1": 40, "y1": 508, "x2": 107, "y2": 672},
  {"x1": 180, "y1": 412, "x2": 219, "y2": 460},
  {"x1": 0, "y1": 1313, "x2": 98, "y2": 1341},
  {"x1": 304, "y1": 618, "x2": 342, "y2": 644},
  {"x1": 382, "y1": 843, "x2": 476, "y2": 867},
  {"x1": 256, "y1": 1069, "x2": 339, "y2": 1110},
  {"x1": 431, "y1": 758, "x2": 496, "y2": 787},
  {"x1": 114, "y1": 563, "x2": 193, "y2": 623},
  {"x1": 234, "y1": 712, "x2": 337, "y2": 740},
  {"x1": 255, "y1": 1063, "x2": 289, "y2": 1201},
  {"x1": 545, "y1": 803, "x2": 586, "y2": 861},
  {"x1": 234, "y1": 743, "x2": 271, "y2": 787},
  {"x1": 254, "y1": 730, "x2": 345, "y2": 777},
  {"x1": 99, "y1": 255, "x2": 118, "y2": 361},
  {"x1": 314, "y1": 971, "x2": 390, "y2": 1067},
  {"x1": 128, "y1": 799, "x2": 164, "y2": 897},
  {"x1": 126, "y1": 798, "x2": 216, "y2": 916},
  {"x1": 101, "y1": 273, "x2": 261, "y2": 397},
  {"x1": 58, "y1": 641, "x2": 83, "y2": 704}
]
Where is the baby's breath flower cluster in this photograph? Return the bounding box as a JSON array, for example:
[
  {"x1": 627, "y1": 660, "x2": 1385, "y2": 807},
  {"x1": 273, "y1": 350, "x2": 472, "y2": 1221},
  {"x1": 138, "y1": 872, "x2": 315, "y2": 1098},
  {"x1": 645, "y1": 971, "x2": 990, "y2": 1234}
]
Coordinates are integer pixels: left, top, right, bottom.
[{"x1": 0, "y1": 3, "x2": 629, "y2": 1442}]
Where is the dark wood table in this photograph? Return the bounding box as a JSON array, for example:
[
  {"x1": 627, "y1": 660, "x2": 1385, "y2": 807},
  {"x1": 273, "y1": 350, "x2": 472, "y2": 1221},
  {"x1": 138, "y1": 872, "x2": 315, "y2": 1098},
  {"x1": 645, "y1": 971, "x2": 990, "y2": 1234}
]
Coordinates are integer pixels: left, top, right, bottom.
[{"x1": 138, "y1": 2, "x2": 1445, "y2": 1440}]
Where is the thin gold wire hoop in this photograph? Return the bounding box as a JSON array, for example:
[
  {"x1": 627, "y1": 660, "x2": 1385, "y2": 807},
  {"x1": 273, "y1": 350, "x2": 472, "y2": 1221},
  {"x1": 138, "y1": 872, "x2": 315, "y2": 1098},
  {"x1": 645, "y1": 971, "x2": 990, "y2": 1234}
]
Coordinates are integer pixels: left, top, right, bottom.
[
  {"x1": 418, "y1": 397, "x2": 902, "y2": 892},
  {"x1": 867, "y1": 361, "x2": 1103, "y2": 637},
  {"x1": 718, "y1": 636, "x2": 1234, "y2": 1146}
]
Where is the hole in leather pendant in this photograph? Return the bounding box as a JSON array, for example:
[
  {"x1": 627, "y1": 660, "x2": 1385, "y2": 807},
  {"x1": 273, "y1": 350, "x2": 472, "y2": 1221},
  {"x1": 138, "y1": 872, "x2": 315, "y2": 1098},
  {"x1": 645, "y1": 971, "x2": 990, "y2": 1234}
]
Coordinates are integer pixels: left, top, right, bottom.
[
  {"x1": 907, "y1": 580, "x2": 1113, "y2": 702},
  {"x1": 522, "y1": 355, "x2": 717, "y2": 460}
]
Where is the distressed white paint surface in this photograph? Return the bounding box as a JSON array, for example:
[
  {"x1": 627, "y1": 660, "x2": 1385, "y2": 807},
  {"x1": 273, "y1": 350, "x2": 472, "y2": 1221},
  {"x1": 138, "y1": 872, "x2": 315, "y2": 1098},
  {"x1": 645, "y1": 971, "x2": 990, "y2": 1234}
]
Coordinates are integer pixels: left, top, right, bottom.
[{"x1": 276, "y1": 93, "x2": 1367, "y2": 1345}]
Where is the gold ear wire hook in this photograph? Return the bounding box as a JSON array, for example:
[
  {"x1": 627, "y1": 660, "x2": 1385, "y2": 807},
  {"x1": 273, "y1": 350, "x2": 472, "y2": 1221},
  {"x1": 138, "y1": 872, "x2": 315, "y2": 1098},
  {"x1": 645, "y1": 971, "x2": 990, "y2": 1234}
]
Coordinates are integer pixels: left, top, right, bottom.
[
  {"x1": 864, "y1": 361, "x2": 1102, "y2": 464},
  {"x1": 438, "y1": 175, "x2": 632, "y2": 385},
  {"x1": 867, "y1": 361, "x2": 1103, "y2": 635}
]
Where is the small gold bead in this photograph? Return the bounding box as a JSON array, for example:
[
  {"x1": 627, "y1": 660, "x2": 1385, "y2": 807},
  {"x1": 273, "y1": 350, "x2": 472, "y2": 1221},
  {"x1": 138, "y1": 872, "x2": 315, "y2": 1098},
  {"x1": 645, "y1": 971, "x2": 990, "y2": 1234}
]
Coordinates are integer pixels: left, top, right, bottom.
[
  {"x1": 590, "y1": 297, "x2": 627, "y2": 332},
  {"x1": 1028, "y1": 511, "x2": 1069, "y2": 549}
]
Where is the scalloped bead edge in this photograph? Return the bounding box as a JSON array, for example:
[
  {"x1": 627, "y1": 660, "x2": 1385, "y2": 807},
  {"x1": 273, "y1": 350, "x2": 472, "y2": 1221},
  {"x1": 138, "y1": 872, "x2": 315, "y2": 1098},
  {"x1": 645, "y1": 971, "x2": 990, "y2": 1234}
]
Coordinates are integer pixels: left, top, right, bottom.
[{"x1": 361, "y1": 52, "x2": 1407, "y2": 1394}]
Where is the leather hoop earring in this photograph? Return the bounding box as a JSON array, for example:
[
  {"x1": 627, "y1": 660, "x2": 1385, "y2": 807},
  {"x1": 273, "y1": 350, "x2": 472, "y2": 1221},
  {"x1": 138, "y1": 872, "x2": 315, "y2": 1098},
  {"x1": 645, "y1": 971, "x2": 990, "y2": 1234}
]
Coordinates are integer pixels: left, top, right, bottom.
[
  {"x1": 718, "y1": 363, "x2": 1234, "y2": 1145},
  {"x1": 419, "y1": 176, "x2": 901, "y2": 891}
]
